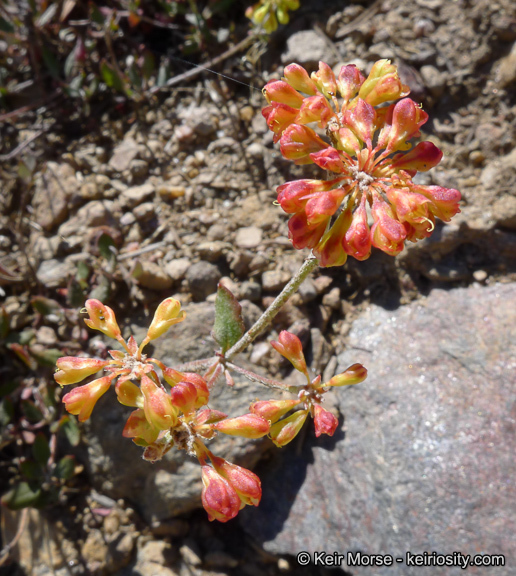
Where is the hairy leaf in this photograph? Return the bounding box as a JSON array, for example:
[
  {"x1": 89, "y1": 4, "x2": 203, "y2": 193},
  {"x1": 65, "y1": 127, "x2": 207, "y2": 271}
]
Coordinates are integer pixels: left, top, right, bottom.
[{"x1": 212, "y1": 284, "x2": 245, "y2": 354}]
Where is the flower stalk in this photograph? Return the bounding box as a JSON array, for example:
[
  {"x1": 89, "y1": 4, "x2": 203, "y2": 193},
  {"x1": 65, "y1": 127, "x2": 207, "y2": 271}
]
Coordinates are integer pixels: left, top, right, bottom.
[{"x1": 225, "y1": 255, "x2": 319, "y2": 359}]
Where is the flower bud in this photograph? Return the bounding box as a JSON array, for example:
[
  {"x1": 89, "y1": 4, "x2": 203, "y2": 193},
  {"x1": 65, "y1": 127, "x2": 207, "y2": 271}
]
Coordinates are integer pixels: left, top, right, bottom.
[
  {"x1": 262, "y1": 103, "x2": 299, "y2": 143},
  {"x1": 83, "y1": 299, "x2": 122, "y2": 340},
  {"x1": 182, "y1": 373, "x2": 210, "y2": 409},
  {"x1": 383, "y1": 98, "x2": 428, "y2": 152},
  {"x1": 389, "y1": 141, "x2": 443, "y2": 173},
  {"x1": 358, "y1": 59, "x2": 409, "y2": 106},
  {"x1": 211, "y1": 456, "x2": 262, "y2": 507},
  {"x1": 140, "y1": 375, "x2": 178, "y2": 430},
  {"x1": 343, "y1": 98, "x2": 376, "y2": 147},
  {"x1": 146, "y1": 298, "x2": 186, "y2": 342},
  {"x1": 211, "y1": 414, "x2": 270, "y2": 439},
  {"x1": 169, "y1": 381, "x2": 198, "y2": 414},
  {"x1": 62, "y1": 374, "x2": 114, "y2": 422},
  {"x1": 277, "y1": 178, "x2": 336, "y2": 214},
  {"x1": 305, "y1": 188, "x2": 346, "y2": 226},
  {"x1": 288, "y1": 211, "x2": 327, "y2": 250},
  {"x1": 279, "y1": 124, "x2": 328, "y2": 165},
  {"x1": 415, "y1": 185, "x2": 462, "y2": 221},
  {"x1": 310, "y1": 148, "x2": 346, "y2": 173},
  {"x1": 315, "y1": 205, "x2": 353, "y2": 268},
  {"x1": 337, "y1": 64, "x2": 365, "y2": 102},
  {"x1": 162, "y1": 367, "x2": 184, "y2": 386},
  {"x1": 371, "y1": 198, "x2": 407, "y2": 256},
  {"x1": 311, "y1": 61, "x2": 337, "y2": 98},
  {"x1": 325, "y1": 363, "x2": 368, "y2": 387},
  {"x1": 193, "y1": 409, "x2": 228, "y2": 426},
  {"x1": 201, "y1": 466, "x2": 241, "y2": 522},
  {"x1": 115, "y1": 379, "x2": 143, "y2": 407},
  {"x1": 343, "y1": 199, "x2": 371, "y2": 261},
  {"x1": 55, "y1": 357, "x2": 108, "y2": 387},
  {"x1": 122, "y1": 408, "x2": 160, "y2": 444},
  {"x1": 283, "y1": 63, "x2": 317, "y2": 95},
  {"x1": 271, "y1": 331, "x2": 308, "y2": 375},
  {"x1": 295, "y1": 95, "x2": 334, "y2": 128},
  {"x1": 250, "y1": 399, "x2": 301, "y2": 423},
  {"x1": 263, "y1": 80, "x2": 304, "y2": 107},
  {"x1": 313, "y1": 405, "x2": 339, "y2": 437},
  {"x1": 269, "y1": 409, "x2": 308, "y2": 447}
]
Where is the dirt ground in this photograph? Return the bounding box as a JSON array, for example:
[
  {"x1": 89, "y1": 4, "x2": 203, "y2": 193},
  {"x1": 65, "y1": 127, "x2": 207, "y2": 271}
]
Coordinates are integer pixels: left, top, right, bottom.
[{"x1": 1, "y1": 0, "x2": 515, "y2": 574}]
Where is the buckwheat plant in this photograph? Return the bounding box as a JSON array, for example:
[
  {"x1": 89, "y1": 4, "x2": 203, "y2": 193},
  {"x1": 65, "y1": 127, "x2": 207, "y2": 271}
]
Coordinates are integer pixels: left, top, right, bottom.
[{"x1": 56, "y1": 60, "x2": 461, "y2": 523}]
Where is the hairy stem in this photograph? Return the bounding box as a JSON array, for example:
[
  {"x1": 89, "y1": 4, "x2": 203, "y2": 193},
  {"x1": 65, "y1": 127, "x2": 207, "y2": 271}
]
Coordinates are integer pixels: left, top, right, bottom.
[
  {"x1": 226, "y1": 362, "x2": 293, "y2": 391},
  {"x1": 225, "y1": 255, "x2": 319, "y2": 360}
]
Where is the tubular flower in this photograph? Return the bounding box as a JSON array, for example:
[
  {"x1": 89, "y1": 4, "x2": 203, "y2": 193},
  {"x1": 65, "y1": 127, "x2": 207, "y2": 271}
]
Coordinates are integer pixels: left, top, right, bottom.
[
  {"x1": 201, "y1": 465, "x2": 241, "y2": 522},
  {"x1": 246, "y1": 0, "x2": 300, "y2": 33},
  {"x1": 263, "y1": 60, "x2": 461, "y2": 266},
  {"x1": 255, "y1": 331, "x2": 368, "y2": 446},
  {"x1": 55, "y1": 297, "x2": 211, "y2": 444}
]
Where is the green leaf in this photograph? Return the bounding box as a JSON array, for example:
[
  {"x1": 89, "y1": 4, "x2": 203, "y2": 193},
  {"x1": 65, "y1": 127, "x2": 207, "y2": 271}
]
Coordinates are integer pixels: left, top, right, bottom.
[
  {"x1": 55, "y1": 455, "x2": 76, "y2": 480},
  {"x1": 142, "y1": 50, "x2": 155, "y2": 82},
  {"x1": 0, "y1": 380, "x2": 19, "y2": 398},
  {"x1": 97, "y1": 232, "x2": 116, "y2": 263},
  {"x1": 32, "y1": 433, "x2": 51, "y2": 466},
  {"x1": 67, "y1": 279, "x2": 85, "y2": 308},
  {"x1": 89, "y1": 275, "x2": 111, "y2": 303},
  {"x1": 1, "y1": 482, "x2": 43, "y2": 510},
  {"x1": 75, "y1": 260, "x2": 90, "y2": 283},
  {"x1": 20, "y1": 460, "x2": 44, "y2": 480},
  {"x1": 29, "y1": 347, "x2": 63, "y2": 368},
  {"x1": 212, "y1": 283, "x2": 245, "y2": 354},
  {"x1": 64, "y1": 48, "x2": 77, "y2": 79},
  {"x1": 31, "y1": 296, "x2": 62, "y2": 318},
  {"x1": 9, "y1": 343, "x2": 37, "y2": 370},
  {"x1": 21, "y1": 400, "x2": 44, "y2": 423},
  {"x1": 60, "y1": 415, "x2": 80, "y2": 446},
  {"x1": 41, "y1": 45, "x2": 60, "y2": 79},
  {"x1": 127, "y1": 61, "x2": 142, "y2": 90},
  {"x1": 90, "y1": 4, "x2": 105, "y2": 25},
  {"x1": 0, "y1": 306, "x2": 9, "y2": 339},
  {"x1": 0, "y1": 17, "x2": 14, "y2": 33},
  {"x1": 0, "y1": 398, "x2": 14, "y2": 426},
  {"x1": 100, "y1": 60, "x2": 127, "y2": 94}
]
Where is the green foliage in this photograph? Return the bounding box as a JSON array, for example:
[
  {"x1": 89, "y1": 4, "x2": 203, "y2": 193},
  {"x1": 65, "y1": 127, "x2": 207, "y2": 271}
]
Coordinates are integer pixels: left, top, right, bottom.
[
  {"x1": 1, "y1": 0, "x2": 245, "y2": 117},
  {"x1": 212, "y1": 284, "x2": 245, "y2": 354},
  {"x1": 0, "y1": 300, "x2": 81, "y2": 512}
]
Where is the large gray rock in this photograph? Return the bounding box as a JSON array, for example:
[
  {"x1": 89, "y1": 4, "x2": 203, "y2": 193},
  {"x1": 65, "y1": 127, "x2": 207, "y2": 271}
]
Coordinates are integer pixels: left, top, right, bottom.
[{"x1": 242, "y1": 283, "x2": 515, "y2": 576}]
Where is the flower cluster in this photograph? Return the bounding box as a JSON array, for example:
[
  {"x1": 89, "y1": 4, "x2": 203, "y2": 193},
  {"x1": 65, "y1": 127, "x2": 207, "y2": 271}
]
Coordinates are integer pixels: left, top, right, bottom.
[
  {"x1": 246, "y1": 0, "x2": 300, "y2": 33},
  {"x1": 262, "y1": 60, "x2": 462, "y2": 266},
  {"x1": 55, "y1": 299, "x2": 270, "y2": 522},
  {"x1": 252, "y1": 331, "x2": 367, "y2": 446}
]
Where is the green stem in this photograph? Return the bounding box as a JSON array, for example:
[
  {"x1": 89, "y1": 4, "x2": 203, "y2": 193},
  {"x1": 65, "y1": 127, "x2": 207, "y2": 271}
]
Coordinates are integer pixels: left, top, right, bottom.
[{"x1": 225, "y1": 255, "x2": 319, "y2": 360}]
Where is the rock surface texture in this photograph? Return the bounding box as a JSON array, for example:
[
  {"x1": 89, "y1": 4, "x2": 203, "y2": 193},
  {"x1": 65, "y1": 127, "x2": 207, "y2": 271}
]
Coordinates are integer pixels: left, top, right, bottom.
[{"x1": 242, "y1": 283, "x2": 516, "y2": 576}]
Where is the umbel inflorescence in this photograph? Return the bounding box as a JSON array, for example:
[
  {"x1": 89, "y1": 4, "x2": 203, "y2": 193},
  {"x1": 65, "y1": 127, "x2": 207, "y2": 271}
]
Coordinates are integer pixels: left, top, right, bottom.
[
  {"x1": 55, "y1": 59, "x2": 461, "y2": 523},
  {"x1": 262, "y1": 59, "x2": 461, "y2": 266},
  {"x1": 55, "y1": 299, "x2": 366, "y2": 522}
]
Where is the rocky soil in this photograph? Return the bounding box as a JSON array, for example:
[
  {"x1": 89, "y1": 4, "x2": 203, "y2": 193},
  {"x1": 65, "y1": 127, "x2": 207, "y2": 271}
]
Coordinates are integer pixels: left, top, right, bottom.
[{"x1": 1, "y1": 0, "x2": 515, "y2": 575}]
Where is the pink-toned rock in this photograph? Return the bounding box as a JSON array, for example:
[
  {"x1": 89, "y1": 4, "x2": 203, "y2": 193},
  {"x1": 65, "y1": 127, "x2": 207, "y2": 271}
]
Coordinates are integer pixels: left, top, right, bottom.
[{"x1": 243, "y1": 283, "x2": 516, "y2": 576}]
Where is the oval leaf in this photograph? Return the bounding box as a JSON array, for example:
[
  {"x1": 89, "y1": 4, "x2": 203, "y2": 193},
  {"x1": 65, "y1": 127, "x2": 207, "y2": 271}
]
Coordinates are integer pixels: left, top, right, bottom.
[{"x1": 212, "y1": 284, "x2": 245, "y2": 354}]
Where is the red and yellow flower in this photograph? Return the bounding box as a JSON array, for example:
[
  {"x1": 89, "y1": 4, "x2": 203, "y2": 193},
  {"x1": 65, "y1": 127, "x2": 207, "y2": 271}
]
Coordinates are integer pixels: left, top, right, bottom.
[
  {"x1": 263, "y1": 60, "x2": 461, "y2": 266},
  {"x1": 251, "y1": 331, "x2": 368, "y2": 447}
]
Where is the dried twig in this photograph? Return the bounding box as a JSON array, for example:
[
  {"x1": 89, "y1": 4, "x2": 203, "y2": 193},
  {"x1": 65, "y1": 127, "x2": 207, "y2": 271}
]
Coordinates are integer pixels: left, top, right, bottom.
[
  {"x1": 150, "y1": 33, "x2": 258, "y2": 93},
  {"x1": 335, "y1": 0, "x2": 383, "y2": 39},
  {"x1": 0, "y1": 128, "x2": 48, "y2": 162},
  {"x1": 0, "y1": 508, "x2": 29, "y2": 567}
]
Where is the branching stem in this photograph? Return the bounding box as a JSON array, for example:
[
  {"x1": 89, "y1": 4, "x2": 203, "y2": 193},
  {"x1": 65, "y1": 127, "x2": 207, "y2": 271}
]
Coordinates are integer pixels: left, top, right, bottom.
[{"x1": 225, "y1": 255, "x2": 319, "y2": 360}]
